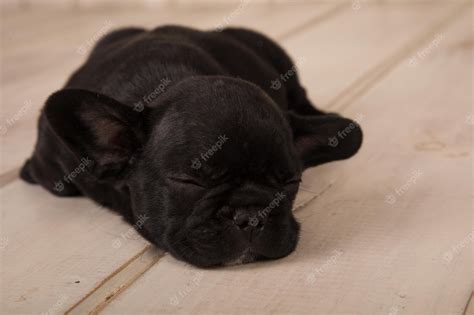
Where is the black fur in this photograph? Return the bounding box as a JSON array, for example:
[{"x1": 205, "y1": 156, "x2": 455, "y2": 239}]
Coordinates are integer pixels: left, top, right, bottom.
[{"x1": 21, "y1": 26, "x2": 362, "y2": 267}]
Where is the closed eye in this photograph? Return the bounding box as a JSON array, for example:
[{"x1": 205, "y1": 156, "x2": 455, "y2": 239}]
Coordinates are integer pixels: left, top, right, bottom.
[
  {"x1": 285, "y1": 178, "x2": 301, "y2": 186},
  {"x1": 267, "y1": 173, "x2": 301, "y2": 187},
  {"x1": 167, "y1": 176, "x2": 207, "y2": 188}
]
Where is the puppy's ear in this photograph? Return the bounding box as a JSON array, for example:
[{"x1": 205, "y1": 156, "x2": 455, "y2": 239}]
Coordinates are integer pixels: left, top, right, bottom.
[
  {"x1": 287, "y1": 111, "x2": 363, "y2": 169},
  {"x1": 44, "y1": 89, "x2": 146, "y2": 179}
]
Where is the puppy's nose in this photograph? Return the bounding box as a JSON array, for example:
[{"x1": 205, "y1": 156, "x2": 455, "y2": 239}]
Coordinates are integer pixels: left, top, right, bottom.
[{"x1": 233, "y1": 208, "x2": 265, "y2": 230}]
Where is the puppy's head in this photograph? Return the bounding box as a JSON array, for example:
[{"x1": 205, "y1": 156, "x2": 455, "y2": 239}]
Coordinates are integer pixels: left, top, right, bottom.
[{"x1": 43, "y1": 77, "x2": 362, "y2": 267}]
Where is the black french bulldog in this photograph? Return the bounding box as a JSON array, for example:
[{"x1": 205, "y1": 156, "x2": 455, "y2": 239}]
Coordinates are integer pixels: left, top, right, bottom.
[{"x1": 20, "y1": 26, "x2": 362, "y2": 267}]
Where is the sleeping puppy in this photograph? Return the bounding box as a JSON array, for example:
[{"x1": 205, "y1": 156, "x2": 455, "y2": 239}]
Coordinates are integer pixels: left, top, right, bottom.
[{"x1": 20, "y1": 26, "x2": 362, "y2": 267}]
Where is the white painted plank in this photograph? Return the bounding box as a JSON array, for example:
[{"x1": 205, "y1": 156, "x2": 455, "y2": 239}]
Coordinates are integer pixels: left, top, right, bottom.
[
  {"x1": 281, "y1": 1, "x2": 461, "y2": 108},
  {"x1": 0, "y1": 180, "x2": 149, "y2": 314},
  {"x1": 298, "y1": 11, "x2": 473, "y2": 314}
]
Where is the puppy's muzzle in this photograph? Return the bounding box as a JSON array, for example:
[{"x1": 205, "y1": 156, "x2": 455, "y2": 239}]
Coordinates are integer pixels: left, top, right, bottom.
[
  {"x1": 219, "y1": 206, "x2": 267, "y2": 241},
  {"x1": 232, "y1": 208, "x2": 266, "y2": 230}
]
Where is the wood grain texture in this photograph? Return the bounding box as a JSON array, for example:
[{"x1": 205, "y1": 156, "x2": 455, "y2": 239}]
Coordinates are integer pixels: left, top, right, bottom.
[
  {"x1": 466, "y1": 295, "x2": 474, "y2": 315},
  {"x1": 280, "y1": 1, "x2": 462, "y2": 109},
  {"x1": 66, "y1": 246, "x2": 165, "y2": 315},
  {"x1": 0, "y1": 180, "x2": 148, "y2": 314}
]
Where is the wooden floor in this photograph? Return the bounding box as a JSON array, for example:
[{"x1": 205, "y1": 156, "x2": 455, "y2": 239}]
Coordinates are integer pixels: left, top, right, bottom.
[{"x1": 1, "y1": 1, "x2": 473, "y2": 314}]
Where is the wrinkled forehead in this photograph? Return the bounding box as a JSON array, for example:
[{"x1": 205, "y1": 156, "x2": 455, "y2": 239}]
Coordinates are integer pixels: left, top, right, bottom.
[
  {"x1": 154, "y1": 79, "x2": 290, "y2": 141},
  {"x1": 149, "y1": 101, "x2": 296, "y2": 176},
  {"x1": 156, "y1": 103, "x2": 289, "y2": 148}
]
